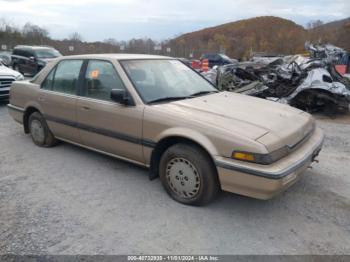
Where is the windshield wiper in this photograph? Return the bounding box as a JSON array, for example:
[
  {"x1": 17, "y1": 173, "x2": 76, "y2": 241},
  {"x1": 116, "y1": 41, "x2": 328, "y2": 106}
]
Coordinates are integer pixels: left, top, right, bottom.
[
  {"x1": 147, "y1": 90, "x2": 218, "y2": 104},
  {"x1": 190, "y1": 90, "x2": 218, "y2": 97},
  {"x1": 147, "y1": 96, "x2": 193, "y2": 104}
]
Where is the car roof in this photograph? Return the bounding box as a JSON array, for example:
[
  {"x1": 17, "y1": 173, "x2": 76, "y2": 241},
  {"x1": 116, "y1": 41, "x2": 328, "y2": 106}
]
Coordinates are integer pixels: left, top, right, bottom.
[
  {"x1": 14, "y1": 45, "x2": 56, "y2": 50},
  {"x1": 56, "y1": 53, "x2": 173, "y2": 60}
]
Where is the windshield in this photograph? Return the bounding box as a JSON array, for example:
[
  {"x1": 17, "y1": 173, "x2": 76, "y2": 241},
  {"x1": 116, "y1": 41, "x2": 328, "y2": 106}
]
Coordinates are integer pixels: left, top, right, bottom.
[
  {"x1": 35, "y1": 49, "x2": 61, "y2": 58},
  {"x1": 121, "y1": 59, "x2": 217, "y2": 103}
]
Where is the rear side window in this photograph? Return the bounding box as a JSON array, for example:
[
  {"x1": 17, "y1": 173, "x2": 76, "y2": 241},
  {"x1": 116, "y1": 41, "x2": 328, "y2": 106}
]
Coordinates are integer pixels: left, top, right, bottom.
[
  {"x1": 41, "y1": 68, "x2": 55, "y2": 90},
  {"x1": 83, "y1": 60, "x2": 125, "y2": 101},
  {"x1": 52, "y1": 60, "x2": 83, "y2": 95}
]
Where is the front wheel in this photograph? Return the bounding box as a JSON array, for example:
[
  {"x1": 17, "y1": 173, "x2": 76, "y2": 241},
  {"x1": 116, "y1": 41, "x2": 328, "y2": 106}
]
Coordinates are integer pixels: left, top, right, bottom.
[
  {"x1": 29, "y1": 112, "x2": 57, "y2": 147},
  {"x1": 159, "y1": 143, "x2": 220, "y2": 206}
]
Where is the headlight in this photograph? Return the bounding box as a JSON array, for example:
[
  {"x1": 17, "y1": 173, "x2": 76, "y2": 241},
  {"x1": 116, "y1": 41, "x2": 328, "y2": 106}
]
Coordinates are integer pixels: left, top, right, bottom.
[
  {"x1": 232, "y1": 125, "x2": 315, "y2": 165},
  {"x1": 15, "y1": 74, "x2": 24, "y2": 81},
  {"x1": 232, "y1": 147, "x2": 289, "y2": 165}
]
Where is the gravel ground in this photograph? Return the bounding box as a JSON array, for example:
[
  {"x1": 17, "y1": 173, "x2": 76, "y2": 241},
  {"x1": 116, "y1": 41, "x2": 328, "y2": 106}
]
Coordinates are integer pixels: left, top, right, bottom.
[{"x1": 0, "y1": 102, "x2": 349, "y2": 255}]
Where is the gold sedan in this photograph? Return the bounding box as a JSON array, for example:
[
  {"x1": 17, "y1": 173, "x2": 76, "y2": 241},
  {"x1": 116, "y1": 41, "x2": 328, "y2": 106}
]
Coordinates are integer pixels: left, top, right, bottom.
[{"x1": 8, "y1": 54, "x2": 324, "y2": 205}]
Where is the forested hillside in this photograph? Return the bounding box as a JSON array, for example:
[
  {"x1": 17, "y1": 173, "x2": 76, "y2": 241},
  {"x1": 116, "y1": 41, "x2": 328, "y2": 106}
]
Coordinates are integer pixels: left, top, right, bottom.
[
  {"x1": 171, "y1": 16, "x2": 350, "y2": 59},
  {"x1": 308, "y1": 17, "x2": 350, "y2": 51}
]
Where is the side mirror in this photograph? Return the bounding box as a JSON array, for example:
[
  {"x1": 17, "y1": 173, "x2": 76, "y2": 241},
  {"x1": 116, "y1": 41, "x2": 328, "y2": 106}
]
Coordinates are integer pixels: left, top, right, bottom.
[
  {"x1": 110, "y1": 89, "x2": 133, "y2": 105},
  {"x1": 29, "y1": 56, "x2": 36, "y2": 62}
]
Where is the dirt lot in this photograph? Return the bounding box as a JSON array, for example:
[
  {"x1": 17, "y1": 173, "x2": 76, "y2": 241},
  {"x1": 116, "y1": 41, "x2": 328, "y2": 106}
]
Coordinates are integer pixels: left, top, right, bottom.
[{"x1": 0, "y1": 102, "x2": 350, "y2": 255}]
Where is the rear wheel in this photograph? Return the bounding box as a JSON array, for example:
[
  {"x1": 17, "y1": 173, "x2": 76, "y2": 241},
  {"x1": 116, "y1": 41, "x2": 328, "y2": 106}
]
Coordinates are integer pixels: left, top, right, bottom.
[
  {"x1": 159, "y1": 143, "x2": 220, "y2": 206},
  {"x1": 29, "y1": 112, "x2": 57, "y2": 147}
]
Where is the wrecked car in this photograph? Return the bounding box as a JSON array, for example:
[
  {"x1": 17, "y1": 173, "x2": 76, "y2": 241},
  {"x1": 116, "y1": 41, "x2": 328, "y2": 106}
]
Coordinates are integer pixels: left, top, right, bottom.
[
  {"x1": 202, "y1": 44, "x2": 350, "y2": 114},
  {"x1": 8, "y1": 54, "x2": 324, "y2": 205}
]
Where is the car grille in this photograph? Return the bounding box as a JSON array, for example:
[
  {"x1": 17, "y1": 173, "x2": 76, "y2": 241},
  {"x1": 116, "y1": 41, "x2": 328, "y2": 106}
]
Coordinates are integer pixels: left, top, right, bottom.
[{"x1": 0, "y1": 77, "x2": 15, "y2": 89}]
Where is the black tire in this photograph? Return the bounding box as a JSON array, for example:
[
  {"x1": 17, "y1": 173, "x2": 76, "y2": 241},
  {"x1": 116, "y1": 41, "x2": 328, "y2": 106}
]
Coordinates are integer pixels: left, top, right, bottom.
[
  {"x1": 28, "y1": 112, "x2": 57, "y2": 147},
  {"x1": 159, "y1": 143, "x2": 220, "y2": 206}
]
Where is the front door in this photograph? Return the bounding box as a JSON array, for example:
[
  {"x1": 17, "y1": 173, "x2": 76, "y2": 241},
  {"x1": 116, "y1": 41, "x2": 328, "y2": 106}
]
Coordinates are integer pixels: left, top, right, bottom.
[
  {"x1": 39, "y1": 59, "x2": 84, "y2": 143},
  {"x1": 76, "y1": 60, "x2": 144, "y2": 164}
]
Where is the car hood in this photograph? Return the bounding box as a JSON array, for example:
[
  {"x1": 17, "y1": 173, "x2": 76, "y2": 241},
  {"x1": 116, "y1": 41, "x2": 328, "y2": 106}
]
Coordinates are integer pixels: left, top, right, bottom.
[
  {"x1": 0, "y1": 65, "x2": 22, "y2": 78},
  {"x1": 157, "y1": 92, "x2": 314, "y2": 151}
]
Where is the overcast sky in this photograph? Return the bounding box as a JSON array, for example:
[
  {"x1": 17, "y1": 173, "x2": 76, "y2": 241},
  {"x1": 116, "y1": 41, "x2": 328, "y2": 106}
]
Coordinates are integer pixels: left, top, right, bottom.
[{"x1": 0, "y1": 0, "x2": 349, "y2": 42}]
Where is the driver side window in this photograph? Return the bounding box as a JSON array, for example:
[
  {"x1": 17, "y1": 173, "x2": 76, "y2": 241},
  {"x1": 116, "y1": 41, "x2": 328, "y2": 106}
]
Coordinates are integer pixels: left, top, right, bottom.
[{"x1": 83, "y1": 60, "x2": 125, "y2": 102}]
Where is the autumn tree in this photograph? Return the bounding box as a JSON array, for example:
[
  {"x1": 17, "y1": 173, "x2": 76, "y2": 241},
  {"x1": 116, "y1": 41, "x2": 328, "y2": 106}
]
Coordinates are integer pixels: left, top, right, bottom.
[
  {"x1": 213, "y1": 34, "x2": 228, "y2": 53},
  {"x1": 22, "y1": 22, "x2": 49, "y2": 45},
  {"x1": 336, "y1": 22, "x2": 350, "y2": 51},
  {"x1": 69, "y1": 32, "x2": 83, "y2": 42}
]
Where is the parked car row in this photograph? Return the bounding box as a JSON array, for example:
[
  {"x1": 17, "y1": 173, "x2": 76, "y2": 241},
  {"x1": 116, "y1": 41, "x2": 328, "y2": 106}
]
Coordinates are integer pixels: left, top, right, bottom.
[
  {"x1": 2, "y1": 47, "x2": 237, "y2": 101},
  {"x1": 0, "y1": 45, "x2": 62, "y2": 100}
]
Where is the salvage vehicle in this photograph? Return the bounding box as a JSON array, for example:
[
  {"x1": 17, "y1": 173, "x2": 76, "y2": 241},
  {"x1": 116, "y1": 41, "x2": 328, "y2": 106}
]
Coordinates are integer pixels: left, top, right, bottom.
[
  {"x1": 8, "y1": 54, "x2": 324, "y2": 205},
  {"x1": 203, "y1": 48, "x2": 350, "y2": 114},
  {"x1": 11, "y1": 45, "x2": 62, "y2": 76},
  {"x1": 0, "y1": 60, "x2": 24, "y2": 101}
]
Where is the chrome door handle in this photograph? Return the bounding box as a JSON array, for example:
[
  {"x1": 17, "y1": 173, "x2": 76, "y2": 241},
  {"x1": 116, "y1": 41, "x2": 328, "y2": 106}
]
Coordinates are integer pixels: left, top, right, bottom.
[{"x1": 82, "y1": 106, "x2": 90, "y2": 110}]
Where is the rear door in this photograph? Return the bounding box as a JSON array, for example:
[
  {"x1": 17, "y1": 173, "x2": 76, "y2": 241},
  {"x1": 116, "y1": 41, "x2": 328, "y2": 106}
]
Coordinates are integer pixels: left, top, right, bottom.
[
  {"x1": 39, "y1": 59, "x2": 84, "y2": 143},
  {"x1": 76, "y1": 59, "x2": 144, "y2": 163}
]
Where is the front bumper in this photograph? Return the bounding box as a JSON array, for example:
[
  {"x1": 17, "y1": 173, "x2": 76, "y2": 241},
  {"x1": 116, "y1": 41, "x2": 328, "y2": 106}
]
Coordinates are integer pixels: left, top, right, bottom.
[{"x1": 215, "y1": 127, "x2": 324, "y2": 199}]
